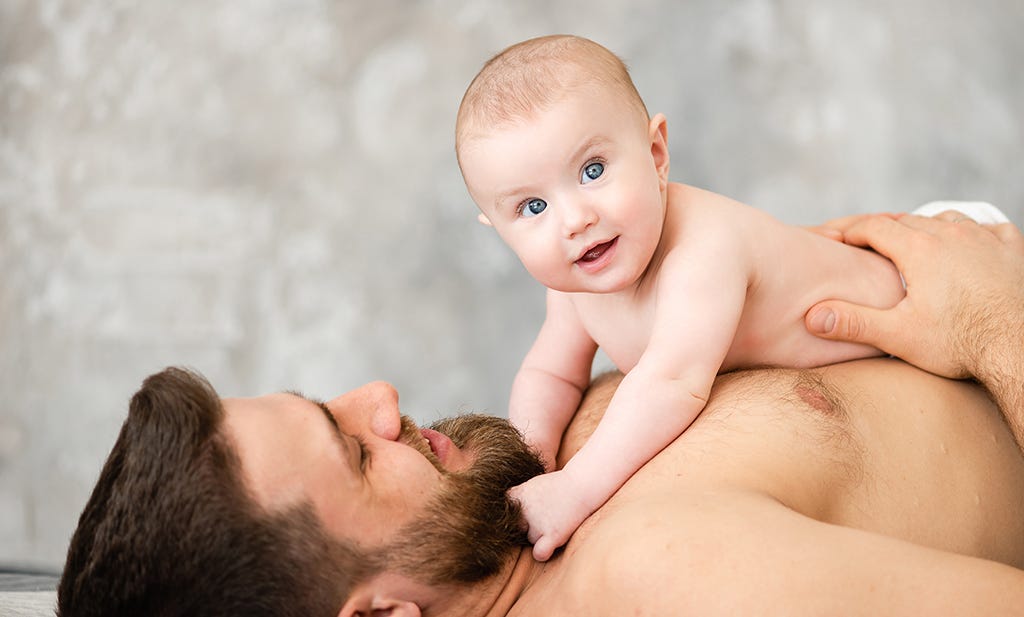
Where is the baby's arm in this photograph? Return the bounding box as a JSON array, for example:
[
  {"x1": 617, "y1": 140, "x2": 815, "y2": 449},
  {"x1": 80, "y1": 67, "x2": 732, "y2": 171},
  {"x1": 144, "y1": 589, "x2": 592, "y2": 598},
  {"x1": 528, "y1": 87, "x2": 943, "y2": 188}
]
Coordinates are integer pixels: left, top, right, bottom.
[
  {"x1": 512, "y1": 257, "x2": 749, "y2": 560},
  {"x1": 509, "y1": 290, "x2": 598, "y2": 470}
]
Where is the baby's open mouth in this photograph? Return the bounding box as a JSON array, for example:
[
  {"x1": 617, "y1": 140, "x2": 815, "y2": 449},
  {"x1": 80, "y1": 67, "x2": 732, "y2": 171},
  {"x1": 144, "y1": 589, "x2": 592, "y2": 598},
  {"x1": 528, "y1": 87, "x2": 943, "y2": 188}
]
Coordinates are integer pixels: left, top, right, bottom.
[{"x1": 577, "y1": 239, "x2": 616, "y2": 263}]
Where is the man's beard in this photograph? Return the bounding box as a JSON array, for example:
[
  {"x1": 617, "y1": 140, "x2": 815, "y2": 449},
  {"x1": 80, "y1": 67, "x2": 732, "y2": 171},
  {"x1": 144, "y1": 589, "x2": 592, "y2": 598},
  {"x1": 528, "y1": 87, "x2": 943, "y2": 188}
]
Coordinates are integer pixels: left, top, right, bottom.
[{"x1": 380, "y1": 414, "x2": 545, "y2": 585}]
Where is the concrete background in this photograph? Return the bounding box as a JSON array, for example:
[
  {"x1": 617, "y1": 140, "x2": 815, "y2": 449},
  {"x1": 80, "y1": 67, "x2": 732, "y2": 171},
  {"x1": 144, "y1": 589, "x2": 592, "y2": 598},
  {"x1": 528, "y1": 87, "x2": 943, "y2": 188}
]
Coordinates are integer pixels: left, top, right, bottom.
[{"x1": 1, "y1": 0, "x2": 1022, "y2": 570}]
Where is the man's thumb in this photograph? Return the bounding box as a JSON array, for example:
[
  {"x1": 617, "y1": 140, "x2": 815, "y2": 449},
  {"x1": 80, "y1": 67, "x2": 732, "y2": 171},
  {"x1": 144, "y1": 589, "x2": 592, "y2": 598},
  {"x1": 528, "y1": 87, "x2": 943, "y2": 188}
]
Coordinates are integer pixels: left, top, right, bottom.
[{"x1": 805, "y1": 301, "x2": 888, "y2": 347}]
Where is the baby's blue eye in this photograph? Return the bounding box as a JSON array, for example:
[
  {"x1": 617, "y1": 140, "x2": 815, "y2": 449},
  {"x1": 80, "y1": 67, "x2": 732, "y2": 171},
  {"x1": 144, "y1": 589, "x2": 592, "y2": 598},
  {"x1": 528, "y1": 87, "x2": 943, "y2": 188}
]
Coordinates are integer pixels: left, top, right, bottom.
[
  {"x1": 581, "y1": 162, "x2": 604, "y2": 184},
  {"x1": 520, "y1": 198, "x2": 547, "y2": 218}
]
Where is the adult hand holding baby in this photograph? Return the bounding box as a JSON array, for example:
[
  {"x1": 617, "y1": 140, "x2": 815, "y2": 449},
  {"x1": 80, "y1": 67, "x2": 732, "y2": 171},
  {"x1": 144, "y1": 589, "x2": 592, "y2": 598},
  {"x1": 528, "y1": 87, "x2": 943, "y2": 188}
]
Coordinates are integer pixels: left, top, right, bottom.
[
  {"x1": 806, "y1": 210, "x2": 1023, "y2": 379},
  {"x1": 806, "y1": 210, "x2": 1024, "y2": 448}
]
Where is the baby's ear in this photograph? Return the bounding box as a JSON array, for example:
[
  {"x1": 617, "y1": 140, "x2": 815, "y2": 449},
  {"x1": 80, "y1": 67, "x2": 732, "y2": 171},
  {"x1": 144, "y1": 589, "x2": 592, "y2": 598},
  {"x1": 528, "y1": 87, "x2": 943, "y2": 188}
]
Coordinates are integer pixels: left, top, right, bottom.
[
  {"x1": 477, "y1": 213, "x2": 493, "y2": 227},
  {"x1": 648, "y1": 113, "x2": 670, "y2": 187}
]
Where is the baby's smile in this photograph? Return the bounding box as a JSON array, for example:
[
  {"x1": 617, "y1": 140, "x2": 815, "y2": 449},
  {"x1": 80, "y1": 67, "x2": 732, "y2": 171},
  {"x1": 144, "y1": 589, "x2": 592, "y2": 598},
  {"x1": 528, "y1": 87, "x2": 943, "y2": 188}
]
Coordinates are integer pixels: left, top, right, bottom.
[{"x1": 575, "y1": 237, "x2": 618, "y2": 271}]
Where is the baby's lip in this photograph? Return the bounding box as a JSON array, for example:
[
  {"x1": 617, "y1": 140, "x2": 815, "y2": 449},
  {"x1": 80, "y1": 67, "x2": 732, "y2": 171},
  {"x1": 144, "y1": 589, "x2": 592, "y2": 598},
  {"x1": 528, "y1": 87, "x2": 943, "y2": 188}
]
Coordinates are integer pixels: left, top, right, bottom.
[{"x1": 576, "y1": 238, "x2": 616, "y2": 263}]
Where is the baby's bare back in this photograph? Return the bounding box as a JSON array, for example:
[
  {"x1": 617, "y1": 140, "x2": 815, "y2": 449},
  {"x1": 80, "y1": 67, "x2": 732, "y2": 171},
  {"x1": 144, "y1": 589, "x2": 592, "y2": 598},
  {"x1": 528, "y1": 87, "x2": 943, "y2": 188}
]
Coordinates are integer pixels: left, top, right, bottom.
[
  {"x1": 721, "y1": 195, "x2": 905, "y2": 369},
  {"x1": 574, "y1": 185, "x2": 905, "y2": 372}
]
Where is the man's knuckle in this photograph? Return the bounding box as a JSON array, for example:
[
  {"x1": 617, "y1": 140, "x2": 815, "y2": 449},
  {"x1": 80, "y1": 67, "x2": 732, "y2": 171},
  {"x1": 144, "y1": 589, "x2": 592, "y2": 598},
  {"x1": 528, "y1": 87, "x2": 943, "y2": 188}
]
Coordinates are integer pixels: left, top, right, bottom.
[{"x1": 839, "y1": 314, "x2": 863, "y2": 340}]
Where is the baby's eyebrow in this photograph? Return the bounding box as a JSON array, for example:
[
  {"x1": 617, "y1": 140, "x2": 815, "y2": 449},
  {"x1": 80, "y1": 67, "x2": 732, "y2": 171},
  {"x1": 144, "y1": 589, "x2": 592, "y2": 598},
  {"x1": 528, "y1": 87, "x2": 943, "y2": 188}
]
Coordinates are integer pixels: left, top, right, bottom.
[
  {"x1": 493, "y1": 188, "x2": 526, "y2": 211},
  {"x1": 569, "y1": 135, "x2": 609, "y2": 163}
]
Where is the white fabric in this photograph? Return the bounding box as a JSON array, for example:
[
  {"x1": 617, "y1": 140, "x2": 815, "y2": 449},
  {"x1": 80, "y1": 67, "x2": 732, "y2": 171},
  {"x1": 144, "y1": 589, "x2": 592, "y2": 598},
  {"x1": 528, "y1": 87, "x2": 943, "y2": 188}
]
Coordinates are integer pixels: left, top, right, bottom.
[{"x1": 911, "y1": 200, "x2": 1011, "y2": 224}]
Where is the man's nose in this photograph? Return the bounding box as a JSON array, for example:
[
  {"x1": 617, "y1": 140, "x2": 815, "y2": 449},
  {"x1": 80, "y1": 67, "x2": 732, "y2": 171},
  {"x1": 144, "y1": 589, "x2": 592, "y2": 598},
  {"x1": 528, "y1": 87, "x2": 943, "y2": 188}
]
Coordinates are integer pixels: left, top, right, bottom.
[
  {"x1": 561, "y1": 198, "x2": 598, "y2": 238},
  {"x1": 328, "y1": 381, "x2": 402, "y2": 441}
]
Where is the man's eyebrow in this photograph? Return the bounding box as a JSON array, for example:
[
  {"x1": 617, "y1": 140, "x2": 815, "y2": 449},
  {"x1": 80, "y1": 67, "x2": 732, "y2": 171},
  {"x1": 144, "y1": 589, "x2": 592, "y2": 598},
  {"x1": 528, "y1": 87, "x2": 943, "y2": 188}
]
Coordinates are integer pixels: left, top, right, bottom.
[
  {"x1": 283, "y1": 389, "x2": 341, "y2": 436},
  {"x1": 282, "y1": 391, "x2": 365, "y2": 471}
]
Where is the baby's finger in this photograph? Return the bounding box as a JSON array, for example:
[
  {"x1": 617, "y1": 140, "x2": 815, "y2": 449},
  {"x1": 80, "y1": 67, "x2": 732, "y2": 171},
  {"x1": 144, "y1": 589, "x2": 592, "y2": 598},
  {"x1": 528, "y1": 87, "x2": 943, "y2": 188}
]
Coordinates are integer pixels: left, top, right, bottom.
[
  {"x1": 533, "y1": 536, "x2": 557, "y2": 562},
  {"x1": 507, "y1": 484, "x2": 524, "y2": 503}
]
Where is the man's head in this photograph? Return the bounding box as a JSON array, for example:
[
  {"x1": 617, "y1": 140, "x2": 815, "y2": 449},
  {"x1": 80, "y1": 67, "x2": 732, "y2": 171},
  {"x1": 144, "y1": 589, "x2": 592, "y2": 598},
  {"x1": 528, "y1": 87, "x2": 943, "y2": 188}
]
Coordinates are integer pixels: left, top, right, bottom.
[
  {"x1": 58, "y1": 368, "x2": 544, "y2": 616},
  {"x1": 456, "y1": 35, "x2": 671, "y2": 295},
  {"x1": 57, "y1": 367, "x2": 366, "y2": 617}
]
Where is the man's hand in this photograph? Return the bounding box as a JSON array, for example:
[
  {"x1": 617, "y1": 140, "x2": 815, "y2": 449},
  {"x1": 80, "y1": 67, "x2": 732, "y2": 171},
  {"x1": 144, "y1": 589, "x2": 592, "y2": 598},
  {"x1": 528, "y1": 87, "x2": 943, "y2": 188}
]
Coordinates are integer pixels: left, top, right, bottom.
[
  {"x1": 804, "y1": 212, "x2": 899, "y2": 244},
  {"x1": 509, "y1": 470, "x2": 591, "y2": 561},
  {"x1": 804, "y1": 210, "x2": 1024, "y2": 380}
]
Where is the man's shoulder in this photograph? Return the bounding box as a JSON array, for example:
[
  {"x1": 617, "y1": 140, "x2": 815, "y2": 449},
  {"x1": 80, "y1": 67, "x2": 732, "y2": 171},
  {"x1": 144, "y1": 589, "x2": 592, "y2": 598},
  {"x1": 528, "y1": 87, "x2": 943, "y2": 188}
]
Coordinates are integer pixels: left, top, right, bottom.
[{"x1": 552, "y1": 489, "x2": 784, "y2": 614}]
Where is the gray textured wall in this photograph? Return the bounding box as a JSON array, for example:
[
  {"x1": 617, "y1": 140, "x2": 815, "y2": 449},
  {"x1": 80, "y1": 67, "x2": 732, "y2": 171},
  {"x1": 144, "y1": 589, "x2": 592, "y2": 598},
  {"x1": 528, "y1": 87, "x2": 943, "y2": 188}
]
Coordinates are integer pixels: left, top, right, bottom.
[{"x1": 2, "y1": 0, "x2": 1022, "y2": 570}]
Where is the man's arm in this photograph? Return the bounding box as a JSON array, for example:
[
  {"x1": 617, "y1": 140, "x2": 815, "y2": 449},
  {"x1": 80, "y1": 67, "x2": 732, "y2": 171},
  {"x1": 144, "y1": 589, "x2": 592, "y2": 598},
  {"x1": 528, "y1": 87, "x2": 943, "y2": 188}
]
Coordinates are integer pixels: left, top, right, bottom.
[{"x1": 805, "y1": 212, "x2": 1024, "y2": 449}]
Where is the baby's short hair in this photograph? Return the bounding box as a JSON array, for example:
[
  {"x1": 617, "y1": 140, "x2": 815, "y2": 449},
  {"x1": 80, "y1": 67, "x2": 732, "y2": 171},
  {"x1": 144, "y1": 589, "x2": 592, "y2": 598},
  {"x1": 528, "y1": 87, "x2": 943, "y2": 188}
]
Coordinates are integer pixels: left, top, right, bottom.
[{"x1": 455, "y1": 35, "x2": 649, "y2": 163}]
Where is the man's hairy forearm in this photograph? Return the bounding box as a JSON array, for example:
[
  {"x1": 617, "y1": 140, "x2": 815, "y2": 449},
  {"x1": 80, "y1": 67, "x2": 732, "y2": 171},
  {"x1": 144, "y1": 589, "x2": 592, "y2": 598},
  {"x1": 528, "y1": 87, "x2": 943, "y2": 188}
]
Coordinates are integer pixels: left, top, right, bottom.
[
  {"x1": 975, "y1": 331, "x2": 1024, "y2": 453},
  {"x1": 964, "y1": 292, "x2": 1024, "y2": 452}
]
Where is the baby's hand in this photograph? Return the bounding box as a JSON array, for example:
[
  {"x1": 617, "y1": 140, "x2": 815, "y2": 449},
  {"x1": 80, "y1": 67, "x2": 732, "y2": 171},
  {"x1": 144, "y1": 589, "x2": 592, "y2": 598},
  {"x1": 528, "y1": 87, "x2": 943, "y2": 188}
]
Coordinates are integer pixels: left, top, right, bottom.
[
  {"x1": 508, "y1": 470, "x2": 591, "y2": 561},
  {"x1": 518, "y1": 427, "x2": 561, "y2": 472}
]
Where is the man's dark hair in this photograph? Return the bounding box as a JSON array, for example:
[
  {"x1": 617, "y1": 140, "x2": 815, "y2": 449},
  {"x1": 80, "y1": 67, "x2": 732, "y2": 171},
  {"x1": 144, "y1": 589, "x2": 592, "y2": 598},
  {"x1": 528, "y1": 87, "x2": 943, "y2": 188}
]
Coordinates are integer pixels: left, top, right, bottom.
[{"x1": 58, "y1": 367, "x2": 376, "y2": 617}]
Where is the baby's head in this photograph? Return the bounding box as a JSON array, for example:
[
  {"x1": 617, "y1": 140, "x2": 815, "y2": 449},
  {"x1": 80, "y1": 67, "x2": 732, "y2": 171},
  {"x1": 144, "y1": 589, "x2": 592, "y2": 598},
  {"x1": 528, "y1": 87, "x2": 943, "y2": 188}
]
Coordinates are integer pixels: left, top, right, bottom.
[
  {"x1": 456, "y1": 35, "x2": 670, "y2": 295},
  {"x1": 455, "y1": 35, "x2": 649, "y2": 169}
]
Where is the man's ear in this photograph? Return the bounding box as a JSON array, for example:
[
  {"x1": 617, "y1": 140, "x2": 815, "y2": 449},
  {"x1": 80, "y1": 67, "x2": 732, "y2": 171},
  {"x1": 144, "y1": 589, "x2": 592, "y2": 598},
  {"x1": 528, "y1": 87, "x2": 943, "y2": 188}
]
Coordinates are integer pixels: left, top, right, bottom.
[
  {"x1": 477, "y1": 212, "x2": 493, "y2": 226},
  {"x1": 648, "y1": 112, "x2": 670, "y2": 189},
  {"x1": 337, "y1": 591, "x2": 422, "y2": 617},
  {"x1": 337, "y1": 573, "x2": 430, "y2": 617}
]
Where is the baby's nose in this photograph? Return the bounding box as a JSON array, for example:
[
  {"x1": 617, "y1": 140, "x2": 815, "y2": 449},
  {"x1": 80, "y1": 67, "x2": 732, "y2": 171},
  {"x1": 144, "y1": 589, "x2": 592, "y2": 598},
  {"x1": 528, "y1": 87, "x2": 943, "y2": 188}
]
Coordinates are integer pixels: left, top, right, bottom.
[{"x1": 562, "y1": 201, "x2": 597, "y2": 237}]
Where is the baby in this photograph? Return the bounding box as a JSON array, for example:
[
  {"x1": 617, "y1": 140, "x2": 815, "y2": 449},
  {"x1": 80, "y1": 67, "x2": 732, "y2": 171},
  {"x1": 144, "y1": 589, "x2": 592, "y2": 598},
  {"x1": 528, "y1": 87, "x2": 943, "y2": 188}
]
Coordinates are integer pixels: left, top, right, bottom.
[{"x1": 454, "y1": 34, "x2": 991, "y2": 561}]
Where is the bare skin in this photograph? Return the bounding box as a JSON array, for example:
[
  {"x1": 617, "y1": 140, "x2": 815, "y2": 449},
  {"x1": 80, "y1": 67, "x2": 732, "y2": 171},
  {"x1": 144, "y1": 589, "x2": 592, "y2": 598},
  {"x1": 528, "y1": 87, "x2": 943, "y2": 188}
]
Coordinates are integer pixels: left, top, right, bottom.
[
  {"x1": 458, "y1": 34, "x2": 1021, "y2": 566},
  {"x1": 250, "y1": 212, "x2": 1024, "y2": 616},
  {"x1": 227, "y1": 352, "x2": 1024, "y2": 615},
  {"x1": 486, "y1": 213, "x2": 1024, "y2": 615},
  {"x1": 461, "y1": 78, "x2": 906, "y2": 559},
  {"x1": 500, "y1": 361, "x2": 1024, "y2": 615},
  {"x1": 807, "y1": 210, "x2": 1024, "y2": 449},
  {"x1": 329, "y1": 212, "x2": 1024, "y2": 615},
  {"x1": 203, "y1": 207, "x2": 1024, "y2": 616}
]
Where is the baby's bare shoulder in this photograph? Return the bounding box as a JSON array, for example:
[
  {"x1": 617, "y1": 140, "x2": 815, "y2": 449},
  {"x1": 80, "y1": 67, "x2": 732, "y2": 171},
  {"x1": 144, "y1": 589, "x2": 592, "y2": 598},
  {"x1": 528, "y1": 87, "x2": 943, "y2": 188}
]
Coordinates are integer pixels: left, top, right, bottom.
[{"x1": 667, "y1": 185, "x2": 788, "y2": 257}]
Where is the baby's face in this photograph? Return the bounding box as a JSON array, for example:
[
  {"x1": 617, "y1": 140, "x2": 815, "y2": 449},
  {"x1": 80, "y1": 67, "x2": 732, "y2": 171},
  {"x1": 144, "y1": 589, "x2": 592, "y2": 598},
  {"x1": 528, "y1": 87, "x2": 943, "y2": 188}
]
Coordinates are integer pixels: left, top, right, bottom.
[{"x1": 459, "y1": 85, "x2": 668, "y2": 294}]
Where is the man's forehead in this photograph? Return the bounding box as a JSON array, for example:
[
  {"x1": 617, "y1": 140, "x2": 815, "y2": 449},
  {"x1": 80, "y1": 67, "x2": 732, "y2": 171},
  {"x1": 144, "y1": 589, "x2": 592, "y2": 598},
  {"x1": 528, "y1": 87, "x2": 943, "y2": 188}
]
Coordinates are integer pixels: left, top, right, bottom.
[
  {"x1": 220, "y1": 392, "x2": 351, "y2": 511},
  {"x1": 221, "y1": 391, "x2": 326, "y2": 418}
]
